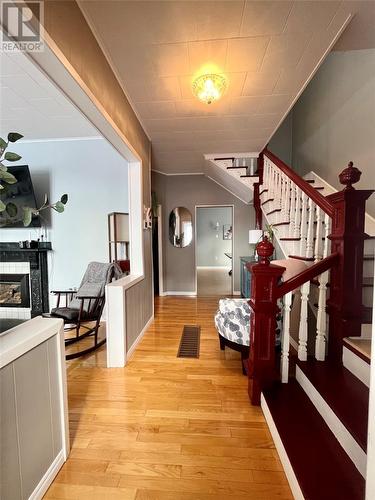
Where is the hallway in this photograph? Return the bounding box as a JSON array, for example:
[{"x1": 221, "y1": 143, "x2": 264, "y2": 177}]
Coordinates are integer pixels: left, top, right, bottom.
[{"x1": 45, "y1": 297, "x2": 292, "y2": 499}]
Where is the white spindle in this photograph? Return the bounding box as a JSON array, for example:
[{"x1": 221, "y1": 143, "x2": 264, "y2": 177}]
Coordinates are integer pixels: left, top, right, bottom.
[
  {"x1": 293, "y1": 187, "x2": 301, "y2": 254},
  {"x1": 298, "y1": 281, "x2": 310, "y2": 361},
  {"x1": 306, "y1": 198, "x2": 315, "y2": 259},
  {"x1": 281, "y1": 292, "x2": 293, "y2": 383},
  {"x1": 314, "y1": 212, "x2": 332, "y2": 360},
  {"x1": 289, "y1": 183, "x2": 296, "y2": 237},
  {"x1": 299, "y1": 192, "x2": 308, "y2": 256},
  {"x1": 284, "y1": 177, "x2": 291, "y2": 224},
  {"x1": 314, "y1": 206, "x2": 323, "y2": 261}
]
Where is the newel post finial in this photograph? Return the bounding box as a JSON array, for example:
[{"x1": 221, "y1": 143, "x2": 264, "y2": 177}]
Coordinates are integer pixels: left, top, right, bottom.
[{"x1": 339, "y1": 161, "x2": 362, "y2": 190}]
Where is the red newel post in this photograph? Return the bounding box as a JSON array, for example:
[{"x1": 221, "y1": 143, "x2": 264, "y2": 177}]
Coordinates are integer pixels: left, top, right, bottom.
[
  {"x1": 326, "y1": 162, "x2": 374, "y2": 361},
  {"x1": 247, "y1": 236, "x2": 285, "y2": 405}
]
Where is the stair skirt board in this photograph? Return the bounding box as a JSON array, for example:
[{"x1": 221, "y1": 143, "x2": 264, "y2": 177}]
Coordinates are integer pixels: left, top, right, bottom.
[
  {"x1": 343, "y1": 346, "x2": 370, "y2": 388},
  {"x1": 260, "y1": 393, "x2": 305, "y2": 500},
  {"x1": 295, "y1": 365, "x2": 367, "y2": 477}
]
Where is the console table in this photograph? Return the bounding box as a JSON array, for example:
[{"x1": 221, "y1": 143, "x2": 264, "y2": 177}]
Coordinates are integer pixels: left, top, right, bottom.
[{"x1": 240, "y1": 256, "x2": 257, "y2": 298}]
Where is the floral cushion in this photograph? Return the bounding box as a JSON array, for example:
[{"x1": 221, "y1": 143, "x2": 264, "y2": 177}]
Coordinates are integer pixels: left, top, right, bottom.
[{"x1": 214, "y1": 299, "x2": 251, "y2": 346}]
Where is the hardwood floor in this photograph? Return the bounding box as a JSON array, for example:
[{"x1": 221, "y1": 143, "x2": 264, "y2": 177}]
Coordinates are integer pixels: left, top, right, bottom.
[
  {"x1": 45, "y1": 296, "x2": 292, "y2": 499},
  {"x1": 197, "y1": 267, "x2": 232, "y2": 296}
]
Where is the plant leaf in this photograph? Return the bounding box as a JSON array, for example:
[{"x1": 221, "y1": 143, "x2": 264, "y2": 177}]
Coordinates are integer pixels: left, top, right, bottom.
[
  {"x1": 23, "y1": 208, "x2": 32, "y2": 226},
  {"x1": 4, "y1": 152, "x2": 21, "y2": 162},
  {"x1": 0, "y1": 137, "x2": 7, "y2": 150},
  {"x1": 54, "y1": 201, "x2": 65, "y2": 213},
  {"x1": 60, "y1": 193, "x2": 68, "y2": 205},
  {"x1": 0, "y1": 200, "x2": 5, "y2": 212},
  {"x1": 7, "y1": 132, "x2": 23, "y2": 143},
  {"x1": 6, "y1": 202, "x2": 17, "y2": 217},
  {"x1": 0, "y1": 169, "x2": 17, "y2": 184},
  {"x1": 0, "y1": 162, "x2": 8, "y2": 171}
]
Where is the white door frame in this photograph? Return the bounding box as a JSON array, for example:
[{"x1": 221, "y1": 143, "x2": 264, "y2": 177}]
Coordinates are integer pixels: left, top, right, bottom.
[
  {"x1": 157, "y1": 204, "x2": 164, "y2": 296},
  {"x1": 195, "y1": 204, "x2": 234, "y2": 296},
  {"x1": 18, "y1": 29, "x2": 147, "y2": 367}
]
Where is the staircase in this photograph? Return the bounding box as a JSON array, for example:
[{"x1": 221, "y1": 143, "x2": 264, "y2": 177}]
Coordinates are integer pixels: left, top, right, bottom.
[{"x1": 213, "y1": 149, "x2": 374, "y2": 499}]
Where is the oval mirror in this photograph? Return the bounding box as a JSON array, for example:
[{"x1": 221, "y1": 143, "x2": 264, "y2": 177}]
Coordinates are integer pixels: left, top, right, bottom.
[{"x1": 169, "y1": 207, "x2": 193, "y2": 248}]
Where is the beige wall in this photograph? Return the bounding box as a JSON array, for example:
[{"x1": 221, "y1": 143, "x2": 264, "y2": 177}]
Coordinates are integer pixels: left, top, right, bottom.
[
  {"x1": 152, "y1": 173, "x2": 255, "y2": 293},
  {"x1": 36, "y1": 1, "x2": 153, "y2": 344}
]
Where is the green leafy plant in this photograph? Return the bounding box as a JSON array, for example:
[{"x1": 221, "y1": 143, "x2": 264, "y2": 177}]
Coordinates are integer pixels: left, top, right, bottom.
[
  {"x1": 0, "y1": 132, "x2": 68, "y2": 227},
  {"x1": 264, "y1": 223, "x2": 277, "y2": 242}
]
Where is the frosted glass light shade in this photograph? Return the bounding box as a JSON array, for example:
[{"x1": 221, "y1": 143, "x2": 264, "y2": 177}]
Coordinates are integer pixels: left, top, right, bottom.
[{"x1": 249, "y1": 229, "x2": 263, "y2": 244}]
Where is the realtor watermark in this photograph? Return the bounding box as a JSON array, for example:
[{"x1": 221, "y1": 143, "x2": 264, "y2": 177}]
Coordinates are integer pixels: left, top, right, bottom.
[{"x1": 1, "y1": 1, "x2": 44, "y2": 52}]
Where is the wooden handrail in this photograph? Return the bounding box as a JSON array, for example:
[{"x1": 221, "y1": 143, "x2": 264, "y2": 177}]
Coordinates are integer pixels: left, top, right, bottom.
[
  {"x1": 276, "y1": 253, "x2": 339, "y2": 298},
  {"x1": 264, "y1": 149, "x2": 334, "y2": 218}
]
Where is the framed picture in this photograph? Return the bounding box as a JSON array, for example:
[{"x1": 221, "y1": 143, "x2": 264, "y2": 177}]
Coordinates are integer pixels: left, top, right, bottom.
[{"x1": 223, "y1": 224, "x2": 232, "y2": 240}]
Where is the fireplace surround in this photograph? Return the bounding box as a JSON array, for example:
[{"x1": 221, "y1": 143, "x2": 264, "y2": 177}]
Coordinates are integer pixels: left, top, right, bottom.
[{"x1": 0, "y1": 242, "x2": 52, "y2": 319}]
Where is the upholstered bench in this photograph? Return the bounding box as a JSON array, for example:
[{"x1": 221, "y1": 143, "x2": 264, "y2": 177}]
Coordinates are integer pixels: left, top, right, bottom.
[{"x1": 214, "y1": 298, "x2": 251, "y2": 374}]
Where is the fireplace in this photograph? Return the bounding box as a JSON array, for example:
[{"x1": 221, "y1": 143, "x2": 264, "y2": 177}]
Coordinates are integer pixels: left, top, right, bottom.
[
  {"x1": 0, "y1": 274, "x2": 31, "y2": 308},
  {"x1": 0, "y1": 242, "x2": 52, "y2": 320}
]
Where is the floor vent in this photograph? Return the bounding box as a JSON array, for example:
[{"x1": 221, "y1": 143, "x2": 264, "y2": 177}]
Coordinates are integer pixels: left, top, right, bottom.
[{"x1": 177, "y1": 325, "x2": 200, "y2": 358}]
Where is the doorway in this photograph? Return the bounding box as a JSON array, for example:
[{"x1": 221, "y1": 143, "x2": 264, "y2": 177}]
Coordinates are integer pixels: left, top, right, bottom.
[{"x1": 196, "y1": 205, "x2": 233, "y2": 296}]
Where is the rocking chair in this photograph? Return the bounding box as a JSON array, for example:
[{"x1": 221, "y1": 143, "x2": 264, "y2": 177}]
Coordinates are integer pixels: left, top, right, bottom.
[{"x1": 46, "y1": 261, "x2": 122, "y2": 360}]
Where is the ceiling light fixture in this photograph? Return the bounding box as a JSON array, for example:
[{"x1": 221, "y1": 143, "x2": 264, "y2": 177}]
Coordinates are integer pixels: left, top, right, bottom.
[{"x1": 192, "y1": 74, "x2": 227, "y2": 104}]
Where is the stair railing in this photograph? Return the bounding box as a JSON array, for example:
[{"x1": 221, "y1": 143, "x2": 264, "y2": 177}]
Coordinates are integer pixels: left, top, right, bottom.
[{"x1": 247, "y1": 150, "x2": 373, "y2": 405}]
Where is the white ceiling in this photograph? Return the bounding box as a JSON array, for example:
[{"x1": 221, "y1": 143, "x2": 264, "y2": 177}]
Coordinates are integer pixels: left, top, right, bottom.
[
  {"x1": 79, "y1": 0, "x2": 365, "y2": 174},
  {"x1": 0, "y1": 50, "x2": 100, "y2": 141}
]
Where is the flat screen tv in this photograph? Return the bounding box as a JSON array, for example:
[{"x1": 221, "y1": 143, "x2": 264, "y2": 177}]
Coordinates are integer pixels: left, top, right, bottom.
[{"x1": 0, "y1": 165, "x2": 41, "y2": 228}]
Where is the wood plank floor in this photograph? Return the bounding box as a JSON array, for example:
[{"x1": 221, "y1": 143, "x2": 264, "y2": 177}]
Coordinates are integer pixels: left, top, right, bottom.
[{"x1": 45, "y1": 296, "x2": 292, "y2": 500}]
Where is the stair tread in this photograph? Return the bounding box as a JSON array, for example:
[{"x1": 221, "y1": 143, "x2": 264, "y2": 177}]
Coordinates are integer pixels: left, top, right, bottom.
[
  {"x1": 344, "y1": 338, "x2": 371, "y2": 362},
  {"x1": 263, "y1": 379, "x2": 365, "y2": 500},
  {"x1": 297, "y1": 359, "x2": 369, "y2": 451}
]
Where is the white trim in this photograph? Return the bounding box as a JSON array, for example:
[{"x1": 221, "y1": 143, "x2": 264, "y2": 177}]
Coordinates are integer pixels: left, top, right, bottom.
[
  {"x1": 163, "y1": 291, "x2": 197, "y2": 296},
  {"x1": 261, "y1": 393, "x2": 305, "y2": 500},
  {"x1": 196, "y1": 266, "x2": 231, "y2": 271},
  {"x1": 76, "y1": 0, "x2": 151, "y2": 142},
  {"x1": 126, "y1": 314, "x2": 154, "y2": 361},
  {"x1": 28, "y1": 450, "x2": 65, "y2": 500},
  {"x1": 18, "y1": 136, "x2": 102, "y2": 144},
  {"x1": 365, "y1": 258, "x2": 375, "y2": 499},
  {"x1": 157, "y1": 205, "x2": 164, "y2": 296},
  {"x1": 289, "y1": 336, "x2": 299, "y2": 352},
  {"x1": 343, "y1": 346, "x2": 370, "y2": 388},
  {"x1": 55, "y1": 322, "x2": 70, "y2": 459},
  {"x1": 204, "y1": 152, "x2": 259, "y2": 160},
  {"x1": 233, "y1": 290, "x2": 241, "y2": 296},
  {"x1": 296, "y1": 365, "x2": 367, "y2": 477},
  {"x1": 261, "y1": 13, "x2": 353, "y2": 153},
  {"x1": 152, "y1": 169, "x2": 205, "y2": 176}
]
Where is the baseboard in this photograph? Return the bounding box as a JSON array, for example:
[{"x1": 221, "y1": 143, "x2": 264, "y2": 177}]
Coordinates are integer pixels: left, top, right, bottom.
[
  {"x1": 289, "y1": 337, "x2": 298, "y2": 352},
  {"x1": 296, "y1": 365, "x2": 367, "y2": 477},
  {"x1": 232, "y1": 290, "x2": 241, "y2": 296},
  {"x1": 163, "y1": 291, "x2": 197, "y2": 296},
  {"x1": 261, "y1": 394, "x2": 305, "y2": 500},
  {"x1": 126, "y1": 314, "x2": 154, "y2": 362},
  {"x1": 28, "y1": 449, "x2": 65, "y2": 500}
]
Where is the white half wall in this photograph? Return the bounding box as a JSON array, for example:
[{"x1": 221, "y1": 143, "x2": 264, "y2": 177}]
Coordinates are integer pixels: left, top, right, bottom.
[{"x1": 0, "y1": 138, "x2": 128, "y2": 291}]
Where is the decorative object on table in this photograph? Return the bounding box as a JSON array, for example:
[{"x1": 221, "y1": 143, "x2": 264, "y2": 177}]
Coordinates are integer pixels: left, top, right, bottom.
[
  {"x1": 144, "y1": 205, "x2": 152, "y2": 229},
  {"x1": 264, "y1": 223, "x2": 277, "y2": 242},
  {"x1": 223, "y1": 224, "x2": 232, "y2": 240},
  {"x1": 108, "y1": 212, "x2": 129, "y2": 262},
  {"x1": 0, "y1": 132, "x2": 68, "y2": 227},
  {"x1": 45, "y1": 261, "x2": 123, "y2": 360},
  {"x1": 169, "y1": 206, "x2": 193, "y2": 248}
]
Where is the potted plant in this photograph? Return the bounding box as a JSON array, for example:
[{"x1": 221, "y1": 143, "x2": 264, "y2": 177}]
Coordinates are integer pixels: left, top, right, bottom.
[{"x1": 0, "y1": 132, "x2": 68, "y2": 227}]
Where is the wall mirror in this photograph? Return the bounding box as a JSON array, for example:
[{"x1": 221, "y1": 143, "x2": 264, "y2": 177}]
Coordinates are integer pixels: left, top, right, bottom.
[{"x1": 169, "y1": 207, "x2": 193, "y2": 248}]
